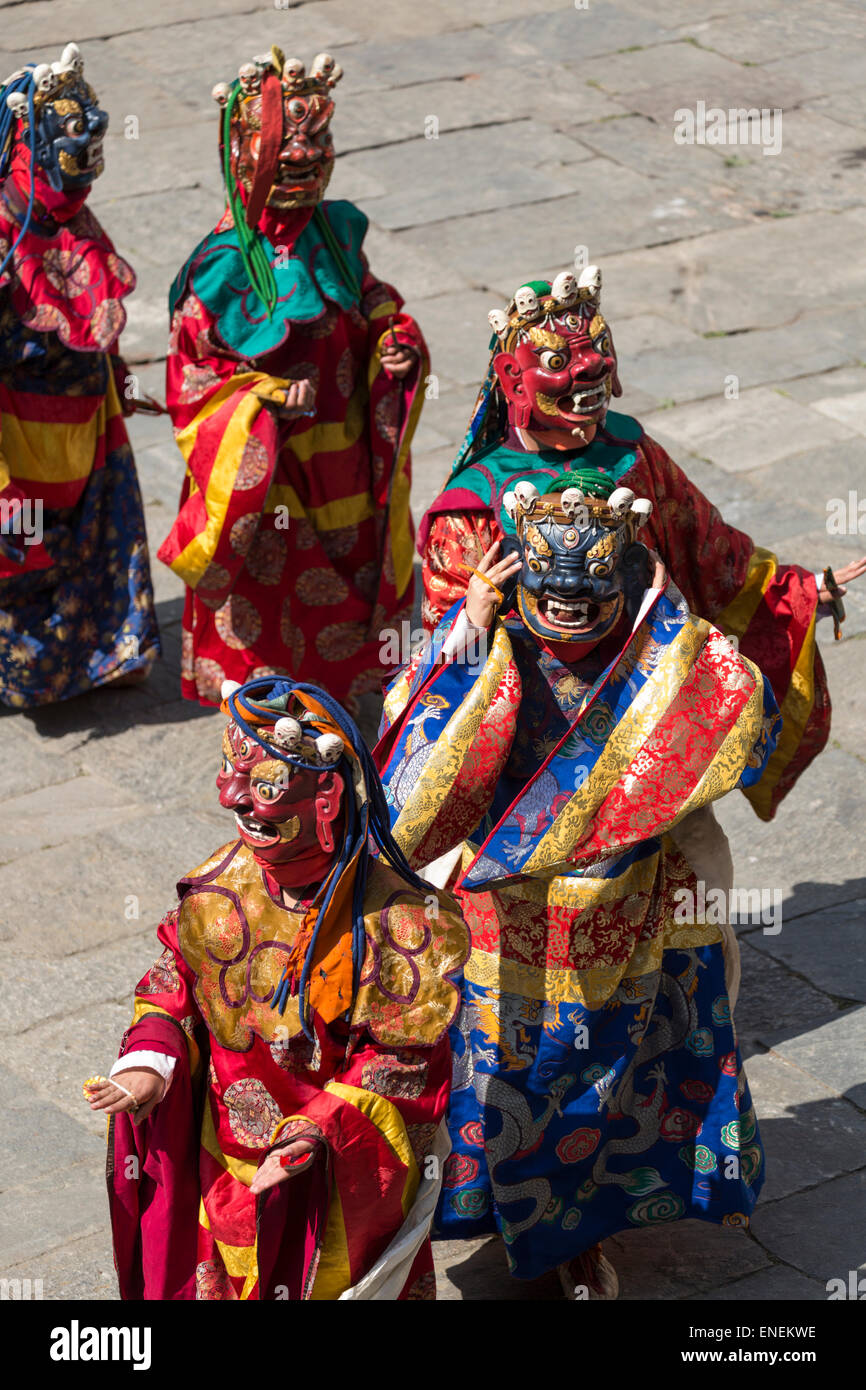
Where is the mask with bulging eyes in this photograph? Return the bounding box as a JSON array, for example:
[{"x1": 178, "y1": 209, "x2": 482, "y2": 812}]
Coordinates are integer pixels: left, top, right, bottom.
[
  {"x1": 502, "y1": 480, "x2": 654, "y2": 654},
  {"x1": 487, "y1": 270, "x2": 622, "y2": 441},
  {"x1": 33, "y1": 81, "x2": 109, "y2": 192},
  {"x1": 216, "y1": 718, "x2": 345, "y2": 881}
]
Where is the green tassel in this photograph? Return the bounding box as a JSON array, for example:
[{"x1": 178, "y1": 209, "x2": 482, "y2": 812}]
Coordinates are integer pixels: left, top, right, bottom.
[{"x1": 222, "y1": 84, "x2": 278, "y2": 318}]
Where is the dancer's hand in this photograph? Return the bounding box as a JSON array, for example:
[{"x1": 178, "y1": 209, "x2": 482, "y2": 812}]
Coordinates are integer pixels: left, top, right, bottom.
[
  {"x1": 260, "y1": 380, "x2": 316, "y2": 420},
  {"x1": 380, "y1": 342, "x2": 417, "y2": 379},
  {"x1": 819, "y1": 555, "x2": 866, "y2": 603},
  {"x1": 83, "y1": 1070, "x2": 164, "y2": 1125},
  {"x1": 465, "y1": 539, "x2": 522, "y2": 629},
  {"x1": 250, "y1": 1138, "x2": 318, "y2": 1195}
]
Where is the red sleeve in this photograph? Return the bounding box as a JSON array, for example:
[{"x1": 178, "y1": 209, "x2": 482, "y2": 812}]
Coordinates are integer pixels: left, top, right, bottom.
[{"x1": 421, "y1": 511, "x2": 500, "y2": 632}]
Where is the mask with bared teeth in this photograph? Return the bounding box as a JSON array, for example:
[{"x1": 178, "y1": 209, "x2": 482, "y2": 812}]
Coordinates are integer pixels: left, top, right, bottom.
[
  {"x1": 488, "y1": 268, "x2": 621, "y2": 444},
  {"x1": 502, "y1": 470, "x2": 653, "y2": 655},
  {"x1": 216, "y1": 680, "x2": 346, "y2": 889}
]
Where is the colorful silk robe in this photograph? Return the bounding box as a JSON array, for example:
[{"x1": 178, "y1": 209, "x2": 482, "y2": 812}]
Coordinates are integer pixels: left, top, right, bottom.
[
  {"x1": 0, "y1": 178, "x2": 159, "y2": 705},
  {"x1": 108, "y1": 841, "x2": 469, "y2": 1301},
  {"x1": 159, "y1": 200, "x2": 428, "y2": 715},
  {"x1": 419, "y1": 412, "x2": 827, "y2": 819},
  {"x1": 376, "y1": 590, "x2": 779, "y2": 1281}
]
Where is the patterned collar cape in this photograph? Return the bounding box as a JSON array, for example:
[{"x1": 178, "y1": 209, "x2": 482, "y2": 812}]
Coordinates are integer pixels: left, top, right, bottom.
[
  {"x1": 379, "y1": 586, "x2": 781, "y2": 895},
  {"x1": 419, "y1": 407, "x2": 828, "y2": 822},
  {"x1": 0, "y1": 138, "x2": 135, "y2": 354}
]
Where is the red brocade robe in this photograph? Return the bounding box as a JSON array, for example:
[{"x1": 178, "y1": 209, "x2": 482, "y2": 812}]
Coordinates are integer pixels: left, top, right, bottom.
[
  {"x1": 107, "y1": 842, "x2": 468, "y2": 1301},
  {"x1": 419, "y1": 422, "x2": 829, "y2": 820},
  {"x1": 159, "y1": 202, "x2": 428, "y2": 714}
]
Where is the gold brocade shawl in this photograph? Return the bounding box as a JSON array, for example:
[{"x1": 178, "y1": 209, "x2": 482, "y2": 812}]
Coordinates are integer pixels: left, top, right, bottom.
[{"x1": 174, "y1": 840, "x2": 468, "y2": 1050}]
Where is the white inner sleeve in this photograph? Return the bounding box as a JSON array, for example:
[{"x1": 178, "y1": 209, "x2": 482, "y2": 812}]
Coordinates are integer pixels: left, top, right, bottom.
[
  {"x1": 437, "y1": 608, "x2": 485, "y2": 662},
  {"x1": 110, "y1": 1051, "x2": 176, "y2": 1087}
]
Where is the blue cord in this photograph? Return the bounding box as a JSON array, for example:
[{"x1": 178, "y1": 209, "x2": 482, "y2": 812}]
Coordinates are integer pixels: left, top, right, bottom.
[{"x1": 0, "y1": 73, "x2": 38, "y2": 282}]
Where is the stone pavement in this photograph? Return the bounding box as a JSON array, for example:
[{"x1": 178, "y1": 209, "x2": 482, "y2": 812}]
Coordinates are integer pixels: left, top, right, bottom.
[{"x1": 1, "y1": 0, "x2": 864, "y2": 1302}]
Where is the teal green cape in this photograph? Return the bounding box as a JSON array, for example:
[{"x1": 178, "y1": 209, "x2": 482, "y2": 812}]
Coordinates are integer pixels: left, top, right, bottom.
[
  {"x1": 168, "y1": 200, "x2": 368, "y2": 357},
  {"x1": 426, "y1": 412, "x2": 643, "y2": 536}
]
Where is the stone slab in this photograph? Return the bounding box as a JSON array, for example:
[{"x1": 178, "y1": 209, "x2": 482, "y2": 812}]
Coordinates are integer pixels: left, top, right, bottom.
[
  {"x1": 102, "y1": 10, "x2": 360, "y2": 85},
  {"x1": 750, "y1": 1169, "x2": 866, "y2": 1285},
  {"x1": 810, "y1": 391, "x2": 866, "y2": 437},
  {"x1": 692, "y1": 108, "x2": 866, "y2": 220},
  {"x1": 609, "y1": 1220, "x2": 768, "y2": 1300},
  {"x1": 0, "y1": 930, "x2": 159, "y2": 1036},
  {"x1": 0, "y1": 724, "x2": 83, "y2": 802},
  {"x1": 2, "y1": 1231, "x2": 119, "y2": 1302},
  {"x1": 764, "y1": 43, "x2": 866, "y2": 100},
  {"x1": 714, "y1": 748, "x2": 866, "y2": 924},
  {"x1": 735, "y1": 939, "x2": 843, "y2": 1061},
  {"x1": 593, "y1": 39, "x2": 749, "y2": 99},
  {"x1": 363, "y1": 223, "x2": 474, "y2": 302},
  {"x1": 0, "y1": 805, "x2": 225, "y2": 952},
  {"x1": 694, "y1": 1, "x2": 866, "y2": 67},
  {"x1": 342, "y1": 122, "x2": 596, "y2": 231},
  {"x1": 396, "y1": 165, "x2": 739, "y2": 298},
  {"x1": 691, "y1": 1263, "x2": 826, "y2": 1301},
  {"x1": 811, "y1": 88, "x2": 866, "y2": 133},
  {"x1": 599, "y1": 206, "x2": 866, "y2": 334},
  {"x1": 807, "y1": 628, "x2": 866, "y2": 765},
  {"x1": 575, "y1": 113, "x2": 725, "y2": 185},
  {"x1": 763, "y1": 1006, "x2": 866, "y2": 1110},
  {"x1": 0, "y1": 1161, "x2": 111, "y2": 1268},
  {"x1": 746, "y1": 899, "x2": 866, "y2": 1005},
  {"x1": 626, "y1": 306, "x2": 866, "y2": 407},
  {"x1": 0, "y1": 998, "x2": 135, "y2": 1133},
  {"x1": 742, "y1": 1050, "x2": 866, "y2": 1202},
  {"x1": 433, "y1": 1235, "x2": 561, "y2": 1300},
  {"x1": 778, "y1": 367, "x2": 866, "y2": 410},
  {"x1": 0, "y1": 0, "x2": 275, "y2": 48},
  {"x1": 327, "y1": 26, "x2": 518, "y2": 97},
  {"x1": 332, "y1": 65, "x2": 622, "y2": 156},
  {"x1": 641, "y1": 387, "x2": 857, "y2": 474},
  {"x1": 490, "y1": 5, "x2": 672, "y2": 62},
  {"x1": 403, "y1": 289, "x2": 505, "y2": 388},
  {"x1": 626, "y1": 72, "x2": 811, "y2": 130},
  {"x1": 0, "y1": 775, "x2": 146, "y2": 865},
  {"x1": 0, "y1": 1064, "x2": 100, "y2": 1182}
]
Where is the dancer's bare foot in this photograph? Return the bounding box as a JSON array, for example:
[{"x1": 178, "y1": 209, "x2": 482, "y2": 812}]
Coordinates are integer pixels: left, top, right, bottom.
[{"x1": 558, "y1": 1243, "x2": 619, "y2": 1300}]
